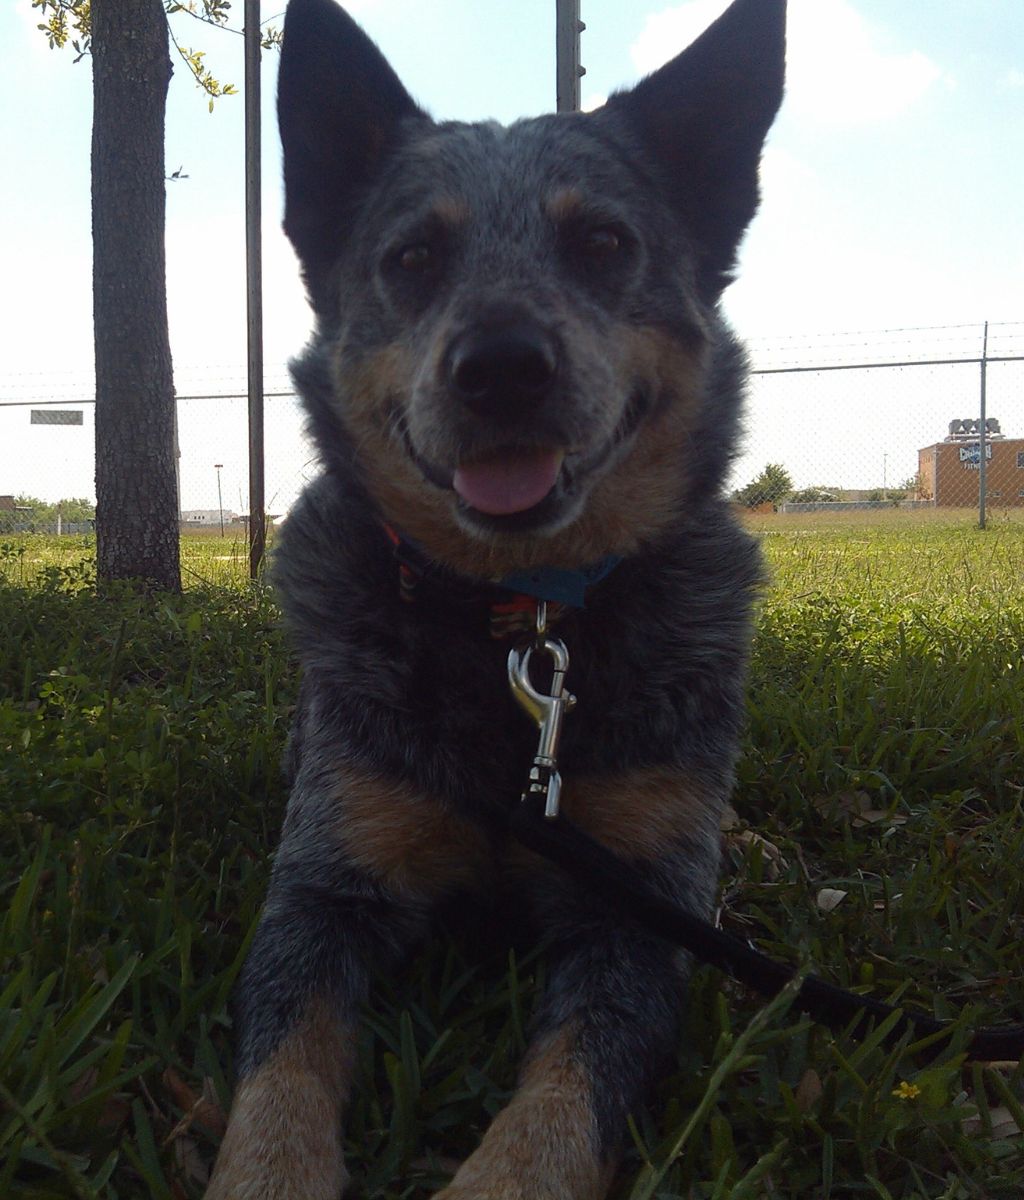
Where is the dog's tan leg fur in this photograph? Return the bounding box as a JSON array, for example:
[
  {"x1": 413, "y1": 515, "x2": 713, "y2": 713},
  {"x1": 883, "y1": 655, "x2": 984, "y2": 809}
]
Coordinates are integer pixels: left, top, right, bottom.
[
  {"x1": 559, "y1": 766, "x2": 720, "y2": 860},
  {"x1": 446, "y1": 766, "x2": 719, "y2": 1200},
  {"x1": 433, "y1": 1028, "x2": 611, "y2": 1200},
  {"x1": 206, "y1": 999, "x2": 353, "y2": 1200}
]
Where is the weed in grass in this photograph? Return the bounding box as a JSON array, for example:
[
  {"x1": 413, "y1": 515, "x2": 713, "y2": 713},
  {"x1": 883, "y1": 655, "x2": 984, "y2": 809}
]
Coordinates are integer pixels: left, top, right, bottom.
[{"x1": 1, "y1": 516, "x2": 1023, "y2": 1197}]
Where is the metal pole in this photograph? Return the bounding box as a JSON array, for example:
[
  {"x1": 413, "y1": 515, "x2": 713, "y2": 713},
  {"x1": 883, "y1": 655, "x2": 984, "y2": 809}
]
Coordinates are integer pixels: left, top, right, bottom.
[
  {"x1": 978, "y1": 320, "x2": 988, "y2": 530},
  {"x1": 556, "y1": 0, "x2": 585, "y2": 112},
  {"x1": 215, "y1": 463, "x2": 224, "y2": 537},
  {"x1": 245, "y1": 0, "x2": 266, "y2": 577}
]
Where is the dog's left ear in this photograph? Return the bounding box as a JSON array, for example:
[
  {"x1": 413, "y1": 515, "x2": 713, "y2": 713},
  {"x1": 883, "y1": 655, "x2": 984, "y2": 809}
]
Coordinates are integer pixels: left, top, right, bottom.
[{"x1": 596, "y1": 0, "x2": 785, "y2": 295}]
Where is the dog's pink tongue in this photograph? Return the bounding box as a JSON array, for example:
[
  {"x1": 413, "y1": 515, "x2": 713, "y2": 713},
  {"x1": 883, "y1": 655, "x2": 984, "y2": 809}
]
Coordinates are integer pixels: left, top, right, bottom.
[{"x1": 453, "y1": 447, "x2": 564, "y2": 516}]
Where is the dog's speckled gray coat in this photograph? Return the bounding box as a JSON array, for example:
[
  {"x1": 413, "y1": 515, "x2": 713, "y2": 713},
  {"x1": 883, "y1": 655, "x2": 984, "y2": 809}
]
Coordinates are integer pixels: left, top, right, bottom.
[{"x1": 211, "y1": 0, "x2": 785, "y2": 1193}]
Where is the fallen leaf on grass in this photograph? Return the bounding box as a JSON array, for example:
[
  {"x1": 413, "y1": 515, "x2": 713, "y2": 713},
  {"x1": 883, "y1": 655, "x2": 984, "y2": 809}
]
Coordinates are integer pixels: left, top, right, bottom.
[
  {"x1": 795, "y1": 1068, "x2": 823, "y2": 1111},
  {"x1": 813, "y1": 790, "x2": 908, "y2": 827},
  {"x1": 162, "y1": 1067, "x2": 196, "y2": 1112},
  {"x1": 720, "y1": 804, "x2": 741, "y2": 831},
  {"x1": 720, "y1": 805, "x2": 788, "y2": 879},
  {"x1": 962, "y1": 1106, "x2": 1024, "y2": 1141},
  {"x1": 172, "y1": 1132, "x2": 210, "y2": 1190},
  {"x1": 66, "y1": 1066, "x2": 131, "y2": 1131},
  {"x1": 816, "y1": 888, "x2": 848, "y2": 912},
  {"x1": 162, "y1": 1068, "x2": 228, "y2": 1141}
]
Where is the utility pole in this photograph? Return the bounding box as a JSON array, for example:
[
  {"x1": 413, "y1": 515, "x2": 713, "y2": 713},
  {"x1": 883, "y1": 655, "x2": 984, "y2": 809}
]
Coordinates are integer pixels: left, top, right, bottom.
[
  {"x1": 215, "y1": 463, "x2": 224, "y2": 537},
  {"x1": 978, "y1": 320, "x2": 988, "y2": 530},
  {"x1": 556, "y1": 0, "x2": 585, "y2": 112}
]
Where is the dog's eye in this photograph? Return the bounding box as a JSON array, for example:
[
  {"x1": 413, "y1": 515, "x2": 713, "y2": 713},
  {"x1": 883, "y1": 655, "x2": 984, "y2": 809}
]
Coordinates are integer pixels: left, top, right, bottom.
[
  {"x1": 580, "y1": 227, "x2": 621, "y2": 257},
  {"x1": 398, "y1": 243, "x2": 433, "y2": 273}
]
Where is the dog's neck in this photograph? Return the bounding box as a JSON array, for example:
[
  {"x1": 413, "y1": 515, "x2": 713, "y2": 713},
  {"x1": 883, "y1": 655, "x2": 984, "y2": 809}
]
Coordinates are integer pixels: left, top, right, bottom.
[{"x1": 382, "y1": 523, "x2": 621, "y2": 638}]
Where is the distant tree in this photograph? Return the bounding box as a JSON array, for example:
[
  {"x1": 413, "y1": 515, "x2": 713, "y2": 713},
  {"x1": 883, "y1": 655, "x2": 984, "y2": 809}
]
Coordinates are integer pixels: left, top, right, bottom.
[
  {"x1": 868, "y1": 488, "x2": 906, "y2": 505},
  {"x1": 733, "y1": 463, "x2": 794, "y2": 509},
  {"x1": 14, "y1": 495, "x2": 96, "y2": 523},
  {"x1": 33, "y1": 1, "x2": 279, "y2": 589},
  {"x1": 790, "y1": 485, "x2": 839, "y2": 504}
]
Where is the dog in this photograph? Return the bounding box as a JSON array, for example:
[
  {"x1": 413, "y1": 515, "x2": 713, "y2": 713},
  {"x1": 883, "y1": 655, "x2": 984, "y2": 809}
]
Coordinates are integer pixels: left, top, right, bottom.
[{"x1": 207, "y1": 0, "x2": 785, "y2": 1195}]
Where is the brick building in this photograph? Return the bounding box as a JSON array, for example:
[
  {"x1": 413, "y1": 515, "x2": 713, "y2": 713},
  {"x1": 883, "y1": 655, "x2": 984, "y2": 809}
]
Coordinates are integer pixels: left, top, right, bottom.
[{"x1": 918, "y1": 419, "x2": 1024, "y2": 507}]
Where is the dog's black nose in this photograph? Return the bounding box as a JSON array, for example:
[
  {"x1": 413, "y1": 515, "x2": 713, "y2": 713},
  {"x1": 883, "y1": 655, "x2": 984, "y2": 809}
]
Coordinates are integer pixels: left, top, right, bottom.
[{"x1": 448, "y1": 323, "x2": 558, "y2": 414}]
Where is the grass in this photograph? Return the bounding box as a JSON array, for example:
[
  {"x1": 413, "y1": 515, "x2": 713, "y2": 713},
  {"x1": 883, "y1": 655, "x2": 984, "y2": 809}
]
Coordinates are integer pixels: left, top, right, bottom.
[{"x1": 1, "y1": 513, "x2": 1023, "y2": 1198}]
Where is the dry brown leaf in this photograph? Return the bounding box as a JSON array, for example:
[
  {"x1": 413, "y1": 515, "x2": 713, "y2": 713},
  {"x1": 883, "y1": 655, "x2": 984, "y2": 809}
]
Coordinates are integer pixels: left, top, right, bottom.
[
  {"x1": 99, "y1": 1096, "x2": 132, "y2": 1132},
  {"x1": 816, "y1": 887, "x2": 848, "y2": 912},
  {"x1": 812, "y1": 789, "x2": 869, "y2": 817},
  {"x1": 795, "y1": 1068, "x2": 823, "y2": 1111},
  {"x1": 721, "y1": 806, "x2": 788, "y2": 879},
  {"x1": 813, "y1": 790, "x2": 907, "y2": 827},
  {"x1": 855, "y1": 808, "x2": 908, "y2": 827},
  {"x1": 962, "y1": 1105, "x2": 1024, "y2": 1141},
  {"x1": 67, "y1": 1067, "x2": 99, "y2": 1105},
  {"x1": 172, "y1": 1132, "x2": 210, "y2": 1189},
  {"x1": 198, "y1": 1077, "x2": 229, "y2": 1136},
  {"x1": 728, "y1": 829, "x2": 788, "y2": 880},
  {"x1": 163, "y1": 1067, "x2": 197, "y2": 1113},
  {"x1": 720, "y1": 804, "x2": 741, "y2": 832},
  {"x1": 162, "y1": 1069, "x2": 228, "y2": 1143},
  {"x1": 67, "y1": 1066, "x2": 130, "y2": 1131}
]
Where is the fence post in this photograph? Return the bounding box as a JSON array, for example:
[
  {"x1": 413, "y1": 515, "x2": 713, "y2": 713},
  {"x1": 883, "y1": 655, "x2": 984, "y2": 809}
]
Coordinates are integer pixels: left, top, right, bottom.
[
  {"x1": 978, "y1": 320, "x2": 988, "y2": 530},
  {"x1": 556, "y1": 0, "x2": 585, "y2": 113},
  {"x1": 245, "y1": 0, "x2": 266, "y2": 578}
]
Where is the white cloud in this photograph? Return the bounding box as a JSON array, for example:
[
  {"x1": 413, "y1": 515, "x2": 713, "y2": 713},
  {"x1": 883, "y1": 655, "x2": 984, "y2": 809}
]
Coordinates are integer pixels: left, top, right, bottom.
[
  {"x1": 630, "y1": 0, "x2": 731, "y2": 75},
  {"x1": 1001, "y1": 68, "x2": 1024, "y2": 90},
  {"x1": 630, "y1": 0, "x2": 945, "y2": 126}
]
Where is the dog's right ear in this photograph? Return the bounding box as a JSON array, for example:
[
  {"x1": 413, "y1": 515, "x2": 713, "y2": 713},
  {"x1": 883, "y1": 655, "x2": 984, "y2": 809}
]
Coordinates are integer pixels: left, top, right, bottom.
[{"x1": 278, "y1": 0, "x2": 428, "y2": 307}]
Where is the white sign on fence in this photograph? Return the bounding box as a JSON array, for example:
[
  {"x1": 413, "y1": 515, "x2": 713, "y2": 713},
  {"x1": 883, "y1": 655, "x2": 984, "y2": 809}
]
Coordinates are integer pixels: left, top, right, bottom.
[{"x1": 30, "y1": 409, "x2": 84, "y2": 426}]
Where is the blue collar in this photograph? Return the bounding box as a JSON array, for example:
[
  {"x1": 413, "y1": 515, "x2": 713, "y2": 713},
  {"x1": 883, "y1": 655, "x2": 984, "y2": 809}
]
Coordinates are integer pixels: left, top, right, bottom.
[
  {"x1": 383, "y1": 523, "x2": 622, "y2": 616},
  {"x1": 496, "y1": 557, "x2": 622, "y2": 608}
]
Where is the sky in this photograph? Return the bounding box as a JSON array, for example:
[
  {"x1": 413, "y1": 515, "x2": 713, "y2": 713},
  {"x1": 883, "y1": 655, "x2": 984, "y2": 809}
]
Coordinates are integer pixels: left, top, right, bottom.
[{"x1": 1, "y1": 0, "x2": 1022, "y2": 511}]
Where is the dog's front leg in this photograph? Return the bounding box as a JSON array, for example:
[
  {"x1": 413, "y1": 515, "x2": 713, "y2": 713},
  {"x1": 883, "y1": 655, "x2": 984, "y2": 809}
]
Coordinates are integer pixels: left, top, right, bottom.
[
  {"x1": 433, "y1": 920, "x2": 689, "y2": 1200},
  {"x1": 207, "y1": 766, "x2": 488, "y2": 1200},
  {"x1": 434, "y1": 770, "x2": 721, "y2": 1200},
  {"x1": 205, "y1": 863, "x2": 424, "y2": 1200}
]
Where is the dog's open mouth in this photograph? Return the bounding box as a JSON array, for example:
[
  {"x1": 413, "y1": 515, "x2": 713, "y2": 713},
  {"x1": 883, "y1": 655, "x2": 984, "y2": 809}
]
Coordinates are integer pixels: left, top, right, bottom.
[
  {"x1": 398, "y1": 387, "x2": 651, "y2": 532},
  {"x1": 452, "y1": 446, "x2": 565, "y2": 516}
]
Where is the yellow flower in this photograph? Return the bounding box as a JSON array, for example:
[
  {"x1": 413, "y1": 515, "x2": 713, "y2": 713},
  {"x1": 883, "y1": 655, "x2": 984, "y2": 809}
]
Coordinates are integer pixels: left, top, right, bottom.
[{"x1": 892, "y1": 1081, "x2": 921, "y2": 1101}]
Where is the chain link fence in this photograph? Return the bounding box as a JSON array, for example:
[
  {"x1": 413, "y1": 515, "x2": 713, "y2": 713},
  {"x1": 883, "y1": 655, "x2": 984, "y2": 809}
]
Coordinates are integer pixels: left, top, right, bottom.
[
  {"x1": 738, "y1": 322, "x2": 1023, "y2": 519},
  {"x1": 2, "y1": 322, "x2": 1022, "y2": 534}
]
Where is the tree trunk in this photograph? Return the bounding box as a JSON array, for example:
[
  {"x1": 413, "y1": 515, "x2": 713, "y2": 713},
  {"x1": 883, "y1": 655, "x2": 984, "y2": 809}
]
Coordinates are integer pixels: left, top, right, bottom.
[{"x1": 92, "y1": 0, "x2": 181, "y2": 590}]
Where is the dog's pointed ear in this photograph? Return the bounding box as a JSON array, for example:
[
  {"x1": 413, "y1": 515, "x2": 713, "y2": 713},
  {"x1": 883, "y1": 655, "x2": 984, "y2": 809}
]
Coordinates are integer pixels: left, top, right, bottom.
[
  {"x1": 278, "y1": 0, "x2": 429, "y2": 306},
  {"x1": 596, "y1": 0, "x2": 785, "y2": 295}
]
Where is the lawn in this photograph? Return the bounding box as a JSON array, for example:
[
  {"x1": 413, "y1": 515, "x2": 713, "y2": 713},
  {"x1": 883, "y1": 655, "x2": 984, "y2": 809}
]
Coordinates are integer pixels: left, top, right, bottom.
[{"x1": 1, "y1": 512, "x2": 1022, "y2": 1198}]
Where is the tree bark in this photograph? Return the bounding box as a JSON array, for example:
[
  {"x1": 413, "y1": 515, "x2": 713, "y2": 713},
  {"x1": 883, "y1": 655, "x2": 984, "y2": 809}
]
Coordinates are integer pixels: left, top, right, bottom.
[{"x1": 92, "y1": 0, "x2": 181, "y2": 590}]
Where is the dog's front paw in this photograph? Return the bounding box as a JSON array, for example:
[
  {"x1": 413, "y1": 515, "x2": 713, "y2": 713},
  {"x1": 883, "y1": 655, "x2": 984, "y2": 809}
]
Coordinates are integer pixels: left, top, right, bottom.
[
  {"x1": 430, "y1": 1151, "x2": 606, "y2": 1200},
  {"x1": 432, "y1": 1187, "x2": 520, "y2": 1200}
]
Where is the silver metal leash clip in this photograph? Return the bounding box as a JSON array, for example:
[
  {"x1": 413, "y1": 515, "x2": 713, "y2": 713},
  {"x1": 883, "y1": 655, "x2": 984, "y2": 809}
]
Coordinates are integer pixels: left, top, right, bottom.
[{"x1": 507, "y1": 631, "x2": 576, "y2": 820}]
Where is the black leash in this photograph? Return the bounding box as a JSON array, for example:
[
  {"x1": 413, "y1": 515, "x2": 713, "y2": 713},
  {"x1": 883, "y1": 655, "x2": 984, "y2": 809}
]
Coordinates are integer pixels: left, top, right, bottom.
[
  {"x1": 509, "y1": 792, "x2": 1024, "y2": 1062},
  {"x1": 386, "y1": 536, "x2": 1024, "y2": 1063}
]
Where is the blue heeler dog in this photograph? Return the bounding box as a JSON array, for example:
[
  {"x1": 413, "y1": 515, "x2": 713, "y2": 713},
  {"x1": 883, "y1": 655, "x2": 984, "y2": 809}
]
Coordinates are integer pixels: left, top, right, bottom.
[{"x1": 207, "y1": 0, "x2": 785, "y2": 1195}]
